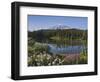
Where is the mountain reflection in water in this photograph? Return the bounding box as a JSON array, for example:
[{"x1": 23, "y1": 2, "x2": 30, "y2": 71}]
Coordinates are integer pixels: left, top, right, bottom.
[
  {"x1": 48, "y1": 44, "x2": 86, "y2": 55},
  {"x1": 36, "y1": 39, "x2": 87, "y2": 55}
]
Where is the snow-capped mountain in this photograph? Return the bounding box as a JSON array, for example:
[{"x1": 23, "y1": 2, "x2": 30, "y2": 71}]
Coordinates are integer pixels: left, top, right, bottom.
[{"x1": 51, "y1": 25, "x2": 71, "y2": 30}]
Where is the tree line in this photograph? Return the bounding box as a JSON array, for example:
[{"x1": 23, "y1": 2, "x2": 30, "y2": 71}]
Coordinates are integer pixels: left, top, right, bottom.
[{"x1": 28, "y1": 29, "x2": 87, "y2": 41}]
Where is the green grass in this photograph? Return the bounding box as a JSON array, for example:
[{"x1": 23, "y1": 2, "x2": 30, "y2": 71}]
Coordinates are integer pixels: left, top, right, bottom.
[
  {"x1": 78, "y1": 49, "x2": 88, "y2": 64},
  {"x1": 50, "y1": 36, "x2": 69, "y2": 41}
]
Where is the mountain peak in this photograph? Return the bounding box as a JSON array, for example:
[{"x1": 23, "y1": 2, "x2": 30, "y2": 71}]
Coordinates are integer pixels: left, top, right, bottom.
[{"x1": 52, "y1": 25, "x2": 71, "y2": 30}]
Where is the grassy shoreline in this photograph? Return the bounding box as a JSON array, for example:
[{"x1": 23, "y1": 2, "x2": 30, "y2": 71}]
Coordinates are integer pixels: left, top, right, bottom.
[{"x1": 28, "y1": 40, "x2": 87, "y2": 66}]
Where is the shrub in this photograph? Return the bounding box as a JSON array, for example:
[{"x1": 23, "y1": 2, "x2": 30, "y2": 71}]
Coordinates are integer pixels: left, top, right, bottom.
[{"x1": 79, "y1": 48, "x2": 87, "y2": 64}]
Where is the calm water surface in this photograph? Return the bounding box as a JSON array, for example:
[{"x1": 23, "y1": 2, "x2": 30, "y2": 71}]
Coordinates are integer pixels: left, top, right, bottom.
[
  {"x1": 38, "y1": 39, "x2": 87, "y2": 55},
  {"x1": 48, "y1": 44, "x2": 86, "y2": 55}
]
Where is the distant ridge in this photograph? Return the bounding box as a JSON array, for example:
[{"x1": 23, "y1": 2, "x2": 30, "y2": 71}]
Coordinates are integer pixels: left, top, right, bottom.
[{"x1": 29, "y1": 25, "x2": 87, "y2": 32}]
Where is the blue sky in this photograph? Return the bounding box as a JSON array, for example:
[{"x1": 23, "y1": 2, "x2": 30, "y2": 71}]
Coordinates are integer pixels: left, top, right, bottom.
[{"x1": 28, "y1": 15, "x2": 88, "y2": 31}]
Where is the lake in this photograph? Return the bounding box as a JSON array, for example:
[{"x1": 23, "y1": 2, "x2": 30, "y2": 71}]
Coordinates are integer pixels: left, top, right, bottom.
[
  {"x1": 38, "y1": 39, "x2": 87, "y2": 55},
  {"x1": 48, "y1": 44, "x2": 86, "y2": 55}
]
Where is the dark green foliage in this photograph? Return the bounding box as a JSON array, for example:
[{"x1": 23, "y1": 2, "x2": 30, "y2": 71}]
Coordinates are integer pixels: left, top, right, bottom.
[{"x1": 28, "y1": 29, "x2": 87, "y2": 42}]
